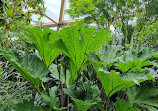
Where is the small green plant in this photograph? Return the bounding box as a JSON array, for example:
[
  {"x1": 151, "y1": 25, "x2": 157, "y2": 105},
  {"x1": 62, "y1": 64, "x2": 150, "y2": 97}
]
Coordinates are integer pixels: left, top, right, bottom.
[{"x1": 64, "y1": 81, "x2": 102, "y2": 111}]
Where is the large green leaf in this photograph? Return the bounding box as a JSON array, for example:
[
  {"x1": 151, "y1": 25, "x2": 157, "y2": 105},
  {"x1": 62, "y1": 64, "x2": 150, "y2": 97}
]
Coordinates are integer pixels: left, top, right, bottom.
[
  {"x1": 116, "y1": 58, "x2": 153, "y2": 73},
  {"x1": 53, "y1": 24, "x2": 111, "y2": 75},
  {"x1": 114, "y1": 97, "x2": 140, "y2": 111},
  {"x1": 121, "y1": 67, "x2": 158, "y2": 85},
  {"x1": 63, "y1": 81, "x2": 102, "y2": 111},
  {"x1": 91, "y1": 60, "x2": 156, "y2": 98},
  {"x1": 13, "y1": 99, "x2": 43, "y2": 111},
  {"x1": 127, "y1": 84, "x2": 158, "y2": 111},
  {"x1": 95, "y1": 69, "x2": 135, "y2": 98},
  {"x1": 96, "y1": 45, "x2": 123, "y2": 68},
  {"x1": 25, "y1": 27, "x2": 62, "y2": 67},
  {"x1": 117, "y1": 47, "x2": 156, "y2": 63},
  {"x1": 0, "y1": 49, "x2": 48, "y2": 86},
  {"x1": 151, "y1": 54, "x2": 158, "y2": 59},
  {"x1": 115, "y1": 57, "x2": 157, "y2": 85}
]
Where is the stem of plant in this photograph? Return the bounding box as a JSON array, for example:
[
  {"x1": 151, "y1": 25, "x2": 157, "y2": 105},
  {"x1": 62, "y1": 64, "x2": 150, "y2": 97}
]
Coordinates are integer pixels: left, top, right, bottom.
[
  {"x1": 41, "y1": 82, "x2": 45, "y2": 90},
  {"x1": 67, "y1": 96, "x2": 69, "y2": 111},
  {"x1": 35, "y1": 85, "x2": 40, "y2": 94},
  {"x1": 105, "y1": 99, "x2": 109, "y2": 111}
]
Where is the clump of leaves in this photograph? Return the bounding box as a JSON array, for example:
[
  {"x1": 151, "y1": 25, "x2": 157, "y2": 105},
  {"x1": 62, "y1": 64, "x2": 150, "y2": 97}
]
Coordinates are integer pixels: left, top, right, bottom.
[
  {"x1": 89, "y1": 45, "x2": 158, "y2": 98},
  {"x1": 41, "y1": 87, "x2": 66, "y2": 111},
  {"x1": 64, "y1": 81, "x2": 102, "y2": 111},
  {"x1": 95, "y1": 45, "x2": 123, "y2": 68},
  {"x1": 114, "y1": 97, "x2": 140, "y2": 111}
]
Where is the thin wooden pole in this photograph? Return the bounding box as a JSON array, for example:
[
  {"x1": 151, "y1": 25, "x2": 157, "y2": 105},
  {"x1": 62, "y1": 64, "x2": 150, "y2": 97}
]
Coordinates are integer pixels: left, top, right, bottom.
[
  {"x1": 33, "y1": 20, "x2": 74, "y2": 27},
  {"x1": 45, "y1": 14, "x2": 58, "y2": 24},
  {"x1": 57, "y1": 0, "x2": 66, "y2": 31}
]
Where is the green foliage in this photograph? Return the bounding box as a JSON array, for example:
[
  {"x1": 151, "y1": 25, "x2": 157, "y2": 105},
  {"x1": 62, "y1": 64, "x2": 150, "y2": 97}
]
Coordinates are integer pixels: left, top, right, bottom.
[
  {"x1": 121, "y1": 69, "x2": 157, "y2": 85},
  {"x1": 67, "y1": 0, "x2": 142, "y2": 26},
  {"x1": 0, "y1": 18, "x2": 158, "y2": 111},
  {"x1": 116, "y1": 59, "x2": 153, "y2": 73},
  {"x1": 67, "y1": 0, "x2": 158, "y2": 47},
  {"x1": 117, "y1": 46, "x2": 155, "y2": 62},
  {"x1": 91, "y1": 67, "x2": 136, "y2": 98},
  {"x1": 25, "y1": 27, "x2": 62, "y2": 67},
  {"x1": 0, "y1": 0, "x2": 45, "y2": 26},
  {"x1": 49, "y1": 64, "x2": 71, "y2": 87},
  {"x1": 94, "y1": 45, "x2": 158, "y2": 68},
  {"x1": 0, "y1": 49, "x2": 48, "y2": 87},
  {"x1": 90, "y1": 45, "x2": 158, "y2": 98},
  {"x1": 53, "y1": 24, "x2": 111, "y2": 83},
  {"x1": 151, "y1": 54, "x2": 158, "y2": 59},
  {"x1": 96, "y1": 45, "x2": 123, "y2": 68},
  {"x1": 0, "y1": 94, "x2": 18, "y2": 110},
  {"x1": 114, "y1": 97, "x2": 140, "y2": 111},
  {"x1": 115, "y1": 57, "x2": 158, "y2": 85},
  {"x1": 0, "y1": 0, "x2": 45, "y2": 49},
  {"x1": 64, "y1": 81, "x2": 102, "y2": 111},
  {"x1": 42, "y1": 87, "x2": 66, "y2": 111},
  {"x1": 94, "y1": 45, "x2": 156, "y2": 69},
  {"x1": 0, "y1": 55, "x2": 35, "y2": 110},
  {"x1": 13, "y1": 99, "x2": 43, "y2": 111},
  {"x1": 145, "y1": 0, "x2": 158, "y2": 19},
  {"x1": 127, "y1": 84, "x2": 158, "y2": 111},
  {"x1": 133, "y1": 21, "x2": 158, "y2": 48}
]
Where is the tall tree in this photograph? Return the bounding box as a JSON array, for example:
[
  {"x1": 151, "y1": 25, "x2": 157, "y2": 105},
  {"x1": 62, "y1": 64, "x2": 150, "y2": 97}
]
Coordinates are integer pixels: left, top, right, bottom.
[{"x1": 66, "y1": 0, "x2": 158, "y2": 47}]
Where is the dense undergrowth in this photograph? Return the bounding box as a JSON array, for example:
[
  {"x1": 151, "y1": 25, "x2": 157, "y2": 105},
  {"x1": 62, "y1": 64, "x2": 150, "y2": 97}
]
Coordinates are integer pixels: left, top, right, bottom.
[
  {"x1": 0, "y1": 24, "x2": 158, "y2": 111},
  {"x1": 0, "y1": 0, "x2": 158, "y2": 111}
]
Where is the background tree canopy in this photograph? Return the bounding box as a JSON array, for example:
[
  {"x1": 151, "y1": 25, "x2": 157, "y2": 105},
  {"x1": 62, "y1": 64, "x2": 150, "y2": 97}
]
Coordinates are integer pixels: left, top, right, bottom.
[
  {"x1": 0, "y1": 0, "x2": 45, "y2": 48},
  {"x1": 67, "y1": 0, "x2": 158, "y2": 48},
  {"x1": 0, "y1": 0, "x2": 45, "y2": 31}
]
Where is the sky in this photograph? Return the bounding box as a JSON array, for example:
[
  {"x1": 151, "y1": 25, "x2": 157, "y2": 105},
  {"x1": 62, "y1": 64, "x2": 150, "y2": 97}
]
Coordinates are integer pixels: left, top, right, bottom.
[{"x1": 45, "y1": 0, "x2": 62, "y2": 17}]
